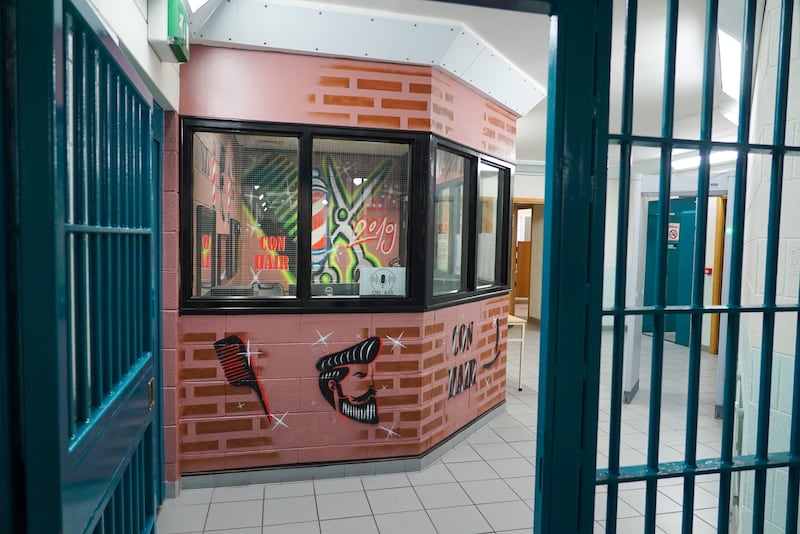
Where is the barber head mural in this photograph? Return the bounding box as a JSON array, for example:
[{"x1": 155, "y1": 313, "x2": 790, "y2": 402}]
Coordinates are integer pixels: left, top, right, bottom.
[{"x1": 316, "y1": 337, "x2": 381, "y2": 424}]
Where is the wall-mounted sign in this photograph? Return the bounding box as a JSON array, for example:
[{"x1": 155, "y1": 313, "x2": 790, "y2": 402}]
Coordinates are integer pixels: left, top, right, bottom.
[
  {"x1": 359, "y1": 267, "x2": 406, "y2": 296},
  {"x1": 148, "y1": 0, "x2": 190, "y2": 63}
]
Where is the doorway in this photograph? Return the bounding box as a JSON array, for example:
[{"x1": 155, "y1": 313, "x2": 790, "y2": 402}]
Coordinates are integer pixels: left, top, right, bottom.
[{"x1": 509, "y1": 199, "x2": 543, "y2": 320}]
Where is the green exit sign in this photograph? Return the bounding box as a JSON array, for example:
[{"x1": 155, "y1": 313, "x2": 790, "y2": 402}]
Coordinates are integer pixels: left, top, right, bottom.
[{"x1": 148, "y1": 0, "x2": 190, "y2": 63}]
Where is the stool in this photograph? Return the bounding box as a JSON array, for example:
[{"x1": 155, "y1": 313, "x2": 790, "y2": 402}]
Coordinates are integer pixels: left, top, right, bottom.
[{"x1": 507, "y1": 314, "x2": 527, "y2": 391}]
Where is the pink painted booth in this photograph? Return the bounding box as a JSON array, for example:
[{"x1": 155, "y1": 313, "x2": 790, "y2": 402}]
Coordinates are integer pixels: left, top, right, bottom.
[{"x1": 161, "y1": 45, "x2": 518, "y2": 483}]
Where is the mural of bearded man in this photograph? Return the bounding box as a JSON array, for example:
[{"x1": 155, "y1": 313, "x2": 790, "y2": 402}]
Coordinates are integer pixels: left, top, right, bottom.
[{"x1": 316, "y1": 337, "x2": 381, "y2": 424}]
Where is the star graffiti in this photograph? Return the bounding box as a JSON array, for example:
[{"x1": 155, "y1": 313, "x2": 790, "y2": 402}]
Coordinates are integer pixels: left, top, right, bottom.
[
  {"x1": 385, "y1": 332, "x2": 407, "y2": 351},
  {"x1": 379, "y1": 425, "x2": 400, "y2": 441},
  {"x1": 236, "y1": 402, "x2": 246, "y2": 410},
  {"x1": 249, "y1": 267, "x2": 263, "y2": 285},
  {"x1": 238, "y1": 338, "x2": 262, "y2": 368},
  {"x1": 246, "y1": 221, "x2": 260, "y2": 236},
  {"x1": 312, "y1": 329, "x2": 333, "y2": 347},
  {"x1": 270, "y1": 412, "x2": 290, "y2": 429}
]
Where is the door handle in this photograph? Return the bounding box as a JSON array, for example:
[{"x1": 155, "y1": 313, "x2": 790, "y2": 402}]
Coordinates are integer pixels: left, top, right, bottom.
[{"x1": 148, "y1": 378, "x2": 155, "y2": 410}]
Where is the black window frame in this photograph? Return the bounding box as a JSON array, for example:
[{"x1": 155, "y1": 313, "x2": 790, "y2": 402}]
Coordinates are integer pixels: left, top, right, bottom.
[{"x1": 180, "y1": 117, "x2": 512, "y2": 314}]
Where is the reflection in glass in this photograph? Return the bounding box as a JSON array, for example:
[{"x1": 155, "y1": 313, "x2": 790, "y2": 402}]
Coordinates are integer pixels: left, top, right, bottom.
[
  {"x1": 476, "y1": 163, "x2": 501, "y2": 288},
  {"x1": 434, "y1": 149, "x2": 466, "y2": 295}
]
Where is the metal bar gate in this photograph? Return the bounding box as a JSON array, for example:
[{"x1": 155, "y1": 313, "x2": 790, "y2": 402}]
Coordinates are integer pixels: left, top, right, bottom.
[
  {"x1": 590, "y1": 0, "x2": 800, "y2": 532},
  {"x1": 11, "y1": 0, "x2": 161, "y2": 531}
]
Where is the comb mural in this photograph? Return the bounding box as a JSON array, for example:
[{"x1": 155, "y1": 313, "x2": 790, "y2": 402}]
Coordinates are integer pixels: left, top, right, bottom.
[{"x1": 213, "y1": 335, "x2": 273, "y2": 424}]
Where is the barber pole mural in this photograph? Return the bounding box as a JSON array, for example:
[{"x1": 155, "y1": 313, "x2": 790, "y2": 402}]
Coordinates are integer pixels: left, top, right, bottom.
[{"x1": 311, "y1": 169, "x2": 330, "y2": 273}]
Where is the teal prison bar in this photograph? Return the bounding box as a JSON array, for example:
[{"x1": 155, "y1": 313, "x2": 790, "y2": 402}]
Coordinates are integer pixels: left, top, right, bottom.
[
  {"x1": 595, "y1": 0, "x2": 800, "y2": 533},
  {"x1": 61, "y1": 3, "x2": 160, "y2": 533}
]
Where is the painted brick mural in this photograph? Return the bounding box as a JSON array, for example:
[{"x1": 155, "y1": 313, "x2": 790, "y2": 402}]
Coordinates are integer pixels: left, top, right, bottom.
[
  {"x1": 176, "y1": 296, "x2": 508, "y2": 474},
  {"x1": 180, "y1": 45, "x2": 518, "y2": 161}
]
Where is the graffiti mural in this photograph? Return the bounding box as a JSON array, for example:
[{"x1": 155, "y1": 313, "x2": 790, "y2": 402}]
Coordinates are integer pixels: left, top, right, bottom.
[
  {"x1": 447, "y1": 322, "x2": 478, "y2": 399},
  {"x1": 315, "y1": 154, "x2": 399, "y2": 284},
  {"x1": 213, "y1": 335, "x2": 274, "y2": 424},
  {"x1": 316, "y1": 337, "x2": 381, "y2": 424}
]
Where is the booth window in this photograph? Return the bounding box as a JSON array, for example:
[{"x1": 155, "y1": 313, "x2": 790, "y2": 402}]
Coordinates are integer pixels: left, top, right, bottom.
[
  {"x1": 476, "y1": 162, "x2": 503, "y2": 288},
  {"x1": 191, "y1": 131, "x2": 299, "y2": 298},
  {"x1": 433, "y1": 149, "x2": 468, "y2": 295},
  {"x1": 182, "y1": 119, "x2": 510, "y2": 313},
  {"x1": 310, "y1": 138, "x2": 410, "y2": 298}
]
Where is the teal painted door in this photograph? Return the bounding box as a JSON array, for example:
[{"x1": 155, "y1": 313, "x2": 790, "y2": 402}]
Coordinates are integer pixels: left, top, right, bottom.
[
  {"x1": 60, "y1": 4, "x2": 160, "y2": 532},
  {"x1": 643, "y1": 197, "x2": 696, "y2": 338},
  {"x1": 13, "y1": 1, "x2": 161, "y2": 532}
]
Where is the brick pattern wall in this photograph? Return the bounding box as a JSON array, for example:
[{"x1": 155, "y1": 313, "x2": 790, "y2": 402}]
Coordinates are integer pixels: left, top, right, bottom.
[
  {"x1": 180, "y1": 46, "x2": 518, "y2": 161},
  {"x1": 175, "y1": 297, "x2": 508, "y2": 474},
  {"x1": 162, "y1": 111, "x2": 180, "y2": 482}
]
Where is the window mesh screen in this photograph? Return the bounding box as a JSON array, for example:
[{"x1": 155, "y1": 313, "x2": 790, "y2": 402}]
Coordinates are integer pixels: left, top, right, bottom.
[
  {"x1": 192, "y1": 132, "x2": 299, "y2": 298},
  {"x1": 310, "y1": 138, "x2": 410, "y2": 298}
]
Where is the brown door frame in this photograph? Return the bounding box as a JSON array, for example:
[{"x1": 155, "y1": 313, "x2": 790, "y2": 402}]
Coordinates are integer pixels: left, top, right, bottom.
[{"x1": 509, "y1": 197, "x2": 544, "y2": 318}]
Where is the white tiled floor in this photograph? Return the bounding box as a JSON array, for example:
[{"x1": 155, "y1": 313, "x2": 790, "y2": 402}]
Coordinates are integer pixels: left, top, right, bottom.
[{"x1": 156, "y1": 322, "x2": 725, "y2": 533}]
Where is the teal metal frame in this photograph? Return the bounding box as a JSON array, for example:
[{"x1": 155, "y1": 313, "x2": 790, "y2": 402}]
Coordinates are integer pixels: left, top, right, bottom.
[
  {"x1": 10, "y1": 0, "x2": 162, "y2": 531},
  {"x1": 0, "y1": 2, "x2": 14, "y2": 531},
  {"x1": 15, "y1": 0, "x2": 68, "y2": 530}
]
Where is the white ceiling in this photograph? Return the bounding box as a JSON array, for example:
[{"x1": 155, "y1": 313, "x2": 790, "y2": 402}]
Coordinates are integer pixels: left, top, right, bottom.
[{"x1": 191, "y1": 0, "x2": 741, "y2": 164}]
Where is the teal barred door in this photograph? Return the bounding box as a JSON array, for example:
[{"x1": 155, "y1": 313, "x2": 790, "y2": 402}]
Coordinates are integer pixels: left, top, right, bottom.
[
  {"x1": 446, "y1": 0, "x2": 800, "y2": 532},
  {"x1": 12, "y1": 0, "x2": 161, "y2": 532}
]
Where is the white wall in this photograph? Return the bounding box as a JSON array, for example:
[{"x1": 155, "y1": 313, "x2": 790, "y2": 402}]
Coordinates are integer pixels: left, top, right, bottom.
[
  {"x1": 529, "y1": 205, "x2": 544, "y2": 321},
  {"x1": 513, "y1": 170, "x2": 545, "y2": 199},
  {"x1": 738, "y1": 1, "x2": 800, "y2": 531},
  {"x1": 87, "y1": 0, "x2": 181, "y2": 109}
]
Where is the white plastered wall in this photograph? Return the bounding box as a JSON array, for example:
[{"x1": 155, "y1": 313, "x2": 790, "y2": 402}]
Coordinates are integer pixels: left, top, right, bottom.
[
  {"x1": 738, "y1": 0, "x2": 800, "y2": 531},
  {"x1": 86, "y1": 0, "x2": 181, "y2": 109}
]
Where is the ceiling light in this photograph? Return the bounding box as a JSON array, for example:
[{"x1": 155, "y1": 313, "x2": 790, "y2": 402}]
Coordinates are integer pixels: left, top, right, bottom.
[{"x1": 671, "y1": 150, "x2": 738, "y2": 171}]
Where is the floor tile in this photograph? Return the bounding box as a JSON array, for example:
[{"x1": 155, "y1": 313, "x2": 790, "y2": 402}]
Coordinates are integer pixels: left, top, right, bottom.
[
  {"x1": 204, "y1": 528, "x2": 261, "y2": 534},
  {"x1": 262, "y1": 521, "x2": 321, "y2": 534},
  {"x1": 407, "y1": 464, "x2": 456, "y2": 486},
  {"x1": 360, "y1": 473, "x2": 410, "y2": 490},
  {"x1": 263, "y1": 495, "x2": 318, "y2": 526},
  {"x1": 155, "y1": 502, "x2": 208, "y2": 533},
  {"x1": 314, "y1": 477, "x2": 364, "y2": 495},
  {"x1": 471, "y1": 442, "x2": 522, "y2": 461},
  {"x1": 446, "y1": 460, "x2": 499, "y2": 482},
  {"x1": 486, "y1": 457, "x2": 535, "y2": 478},
  {"x1": 414, "y1": 482, "x2": 472, "y2": 509},
  {"x1": 316, "y1": 491, "x2": 372, "y2": 520},
  {"x1": 467, "y1": 427, "x2": 505, "y2": 444},
  {"x1": 174, "y1": 488, "x2": 213, "y2": 505},
  {"x1": 478, "y1": 500, "x2": 534, "y2": 531},
  {"x1": 441, "y1": 444, "x2": 482, "y2": 463},
  {"x1": 211, "y1": 484, "x2": 264, "y2": 502},
  {"x1": 373, "y1": 510, "x2": 437, "y2": 534},
  {"x1": 427, "y1": 505, "x2": 493, "y2": 534},
  {"x1": 461, "y1": 478, "x2": 520, "y2": 504},
  {"x1": 656, "y1": 511, "x2": 717, "y2": 534},
  {"x1": 320, "y1": 515, "x2": 379, "y2": 534},
  {"x1": 205, "y1": 500, "x2": 262, "y2": 531},
  {"x1": 492, "y1": 426, "x2": 536, "y2": 443},
  {"x1": 508, "y1": 440, "x2": 537, "y2": 459},
  {"x1": 265, "y1": 481, "x2": 315, "y2": 499},
  {"x1": 365, "y1": 486, "x2": 423, "y2": 514},
  {"x1": 504, "y1": 476, "x2": 535, "y2": 502}
]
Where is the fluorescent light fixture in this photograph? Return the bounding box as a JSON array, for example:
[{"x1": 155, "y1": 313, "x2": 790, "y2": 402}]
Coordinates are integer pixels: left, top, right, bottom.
[
  {"x1": 671, "y1": 150, "x2": 739, "y2": 171},
  {"x1": 718, "y1": 30, "x2": 741, "y2": 100}
]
